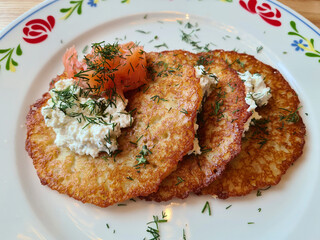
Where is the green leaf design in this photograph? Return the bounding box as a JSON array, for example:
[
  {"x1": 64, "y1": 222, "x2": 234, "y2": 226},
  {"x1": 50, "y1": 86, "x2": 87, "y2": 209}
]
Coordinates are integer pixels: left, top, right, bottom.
[
  {"x1": 290, "y1": 21, "x2": 298, "y2": 32},
  {"x1": 288, "y1": 32, "x2": 298, "y2": 36},
  {"x1": 60, "y1": 0, "x2": 84, "y2": 20},
  {"x1": 11, "y1": 59, "x2": 18, "y2": 66},
  {"x1": 77, "y1": 3, "x2": 82, "y2": 14},
  {"x1": 288, "y1": 32, "x2": 304, "y2": 39},
  {"x1": 16, "y1": 44, "x2": 22, "y2": 56},
  {"x1": 5, "y1": 55, "x2": 11, "y2": 70},
  {"x1": 305, "y1": 52, "x2": 320, "y2": 58},
  {"x1": 0, "y1": 44, "x2": 23, "y2": 72},
  {"x1": 60, "y1": 8, "x2": 71, "y2": 13},
  {"x1": 310, "y1": 39, "x2": 315, "y2": 48},
  {"x1": 288, "y1": 21, "x2": 320, "y2": 63},
  {"x1": 0, "y1": 49, "x2": 10, "y2": 54}
]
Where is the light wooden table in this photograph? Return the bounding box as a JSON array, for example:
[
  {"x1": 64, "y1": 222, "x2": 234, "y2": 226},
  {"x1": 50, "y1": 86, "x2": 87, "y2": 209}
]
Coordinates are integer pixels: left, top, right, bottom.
[{"x1": 0, "y1": 0, "x2": 319, "y2": 31}]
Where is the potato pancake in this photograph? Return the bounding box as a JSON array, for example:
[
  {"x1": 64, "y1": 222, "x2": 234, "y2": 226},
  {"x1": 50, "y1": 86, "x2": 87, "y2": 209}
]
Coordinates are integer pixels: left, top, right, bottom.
[
  {"x1": 201, "y1": 50, "x2": 306, "y2": 198},
  {"x1": 25, "y1": 51, "x2": 202, "y2": 207},
  {"x1": 144, "y1": 51, "x2": 250, "y2": 202}
]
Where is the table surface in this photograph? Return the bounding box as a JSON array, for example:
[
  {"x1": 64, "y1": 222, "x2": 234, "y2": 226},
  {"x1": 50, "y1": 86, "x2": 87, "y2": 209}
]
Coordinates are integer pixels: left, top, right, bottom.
[{"x1": 0, "y1": 0, "x2": 319, "y2": 31}]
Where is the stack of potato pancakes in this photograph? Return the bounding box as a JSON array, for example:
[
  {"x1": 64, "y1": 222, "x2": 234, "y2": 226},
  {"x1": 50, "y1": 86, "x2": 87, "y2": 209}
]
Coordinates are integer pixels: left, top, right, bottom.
[{"x1": 26, "y1": 49, "x2": 306, "y2": 207}]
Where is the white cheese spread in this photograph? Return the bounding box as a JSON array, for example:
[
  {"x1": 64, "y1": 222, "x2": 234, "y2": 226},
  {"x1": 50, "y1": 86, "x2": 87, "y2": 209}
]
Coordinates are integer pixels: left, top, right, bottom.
[
  {"x1": 238, "y1": 71, "x2": 272, "y2": 134},
  {"x1": 188, "y1": 65, "x2": 219, "y2": 155},
  {"x1": 195, "y1": 65, "x2": 219, "y2": 99},
  {"x1": 41, "y1": 78, "x2": 132, "y2": 158},
  {"x1": 187, "y1": 123, "x2": 201, "y2": 155}
]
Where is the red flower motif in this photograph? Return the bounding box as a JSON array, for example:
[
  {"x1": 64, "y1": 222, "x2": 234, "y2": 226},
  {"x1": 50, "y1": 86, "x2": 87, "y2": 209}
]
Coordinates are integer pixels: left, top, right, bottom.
[
  {"x1": 23, "y1": 16, "x2": 55, "y2": 44},
  {"x1": 239, "y1": 0, "x2": 281, "y2": 27}
]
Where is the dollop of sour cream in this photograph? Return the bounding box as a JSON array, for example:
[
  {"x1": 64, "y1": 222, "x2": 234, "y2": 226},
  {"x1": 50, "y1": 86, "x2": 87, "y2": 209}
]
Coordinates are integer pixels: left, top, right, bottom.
[
  {"x1": 41, "y1": 79, "x2": 132, "y2": 158},
  {"x1": 195, "y1": 65, "x2": 219, "y2": 100},
  {"x1": 238, "y1": 71, "x2": 272, "y2": 134},
  {"x1": 188, "y1": 65, "x2": 219, "y2": 155}
]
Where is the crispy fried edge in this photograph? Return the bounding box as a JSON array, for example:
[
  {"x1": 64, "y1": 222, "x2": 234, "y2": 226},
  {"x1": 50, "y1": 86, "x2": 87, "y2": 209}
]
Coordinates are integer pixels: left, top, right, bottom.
[
  {"x1": 143, "y1": 52, "x2": 251, "y2": 202},
  {"x1": 200, "y1": 50, "x2": 306, "y2": 199}
]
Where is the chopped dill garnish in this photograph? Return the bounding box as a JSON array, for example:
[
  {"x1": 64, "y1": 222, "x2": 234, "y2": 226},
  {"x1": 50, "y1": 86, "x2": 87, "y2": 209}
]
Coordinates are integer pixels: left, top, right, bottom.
[
  {"x1": 196, "y1": 55, "x2": 214, "y2": 66},
  {"x1": 180, "y1": 108, "x2": 189, "y2": 115},
  {"x1": 136, "y1": 29, "x2": 151, "y2": 34},
  {"x1": 154, "y1": 43, "x2": 169, "y2": 49},
  {"x1": 185, "y1": 22, "x2": 193, "y2": 29},
  {"x1": 82, "y1": 45, "x2": 89, "y2": 54},
  {"x1": 200, "y1": 146, "x2": 212, "y2": 154},
  {"x1": 228, "y1": 81, "x2": 235, "y2": 92},
  {"x1": 256, "y1": 46, "x2": 263, "y2": 53},
  {"x1": 175, "y1": 176, "x2": 185, "y2": 185},
  {"x1": 177, "y1": 20, "x2": 183, "y2": 25},
  {"x1": 256, "y1": 186, "x2": 271, "y2": 196},
  {"x1": 136, "y1": 135, "x2": 144, "y2": 143},
  {"x1": 150, "y1": 95, "x2": 168, "y2": 103},
  {"x1": 146, "y1": 212, "x2": 168, "y2": 240},
  {"x1": 279, "y1": 106, "x2": 302, "y2": 123},
  {"x1": 201, "y1": 201, "x2": 211, "y2": 216},
  {"x1": 257, "y1": 137, "x2": 268, "y2": 148},
  {"x1": 111, "y1": 149, "x2": 122, "y2": 162},
  {"x1": 135, "y1": 145, "x2": 152, "y2": 167}
]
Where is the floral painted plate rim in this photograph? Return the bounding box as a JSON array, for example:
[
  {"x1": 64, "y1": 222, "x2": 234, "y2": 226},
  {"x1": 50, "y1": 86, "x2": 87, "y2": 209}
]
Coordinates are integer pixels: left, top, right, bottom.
[{"x1": 0, "y1": 0, "x2": 320, "y2": 239}]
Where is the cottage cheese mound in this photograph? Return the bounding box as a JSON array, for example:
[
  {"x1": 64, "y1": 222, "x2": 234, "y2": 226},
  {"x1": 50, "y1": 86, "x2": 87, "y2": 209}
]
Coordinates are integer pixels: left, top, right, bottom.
[
  {"x1": 188, "y1": 66, "x2": 219, "y2": 155},
  {"x1": 41, "y1": 79, "x2": 132, "y2": 158},
  {"x1": 238, "y1": 71, "x2": 272, "y2": 134}
]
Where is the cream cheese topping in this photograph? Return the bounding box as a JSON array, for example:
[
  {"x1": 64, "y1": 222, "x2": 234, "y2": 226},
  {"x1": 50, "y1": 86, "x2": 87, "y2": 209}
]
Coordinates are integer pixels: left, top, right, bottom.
[
  {"x1": 238, "y1": 71, "x2": 272, "y2": 134},
  {"x1": 195, "y1": 65, "x2": 218, "y2": 99},
  {"x1": 188, "y1": 65, "x2": 219, "y2": 155},
  {"x1": 41, "y1": 78, "x2": 132, "y2": 158}
]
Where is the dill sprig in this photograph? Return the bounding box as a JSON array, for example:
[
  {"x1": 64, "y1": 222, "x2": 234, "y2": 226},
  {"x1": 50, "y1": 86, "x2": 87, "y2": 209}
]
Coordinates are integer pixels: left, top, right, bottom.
[
  {"x1": 50, "y1": 83, "x2": 122, "y2": 132},
  {"x1": 175, "y1": 176, "x2": 185, "y2": 186},
  {"x1": 150, "y1": 95, "x2": 168, "y2": 103},
  {"x1": 256, "y1": 46, "x2": 263, "y2": 53},
  {"x1": 201, "y1": 201, "x2": 212, "y2": 216},
  {"x1": 209, "y1": 87, "x2": 226, "y2": 120},
  {"x1": 256, "y1": 186, "x2": 271, "y2": 196},
  {"x1": 74, "y1": 41, "x2": 126, "y2": 97},
  {"x1": 179, "y1": 22, "x2": 215, "y2": 52},
  {"x1": 146, "y1": 212, "x2": 168, "y2": 240},
  {"x1": 135, "y1": 145, "x2": 152, "y2": 167},
  {"x1": 279, "y1": 107, "x2": 302, "y2": 123},
  {"x1": 196, "y1": 55, "x2": 214, "y2": 66}
]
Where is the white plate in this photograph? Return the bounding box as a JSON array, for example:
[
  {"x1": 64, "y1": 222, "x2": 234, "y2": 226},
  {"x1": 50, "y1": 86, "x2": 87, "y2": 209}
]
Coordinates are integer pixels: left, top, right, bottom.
[{"x1": 1, "y1": 0, "x2": 320, "y2": 239}]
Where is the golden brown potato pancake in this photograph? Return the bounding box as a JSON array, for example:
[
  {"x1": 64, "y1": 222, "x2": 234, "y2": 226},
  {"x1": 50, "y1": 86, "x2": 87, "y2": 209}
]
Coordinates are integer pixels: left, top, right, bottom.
[
  {"x1": 200, "y1": 50, "x2": 306, "y2": 198},
  {"x1": 25, "y1": 51, "x2": 202, "y2": 207},
  {"x1": 144, "y1": 51, "x2": 250, "y2": 202}
]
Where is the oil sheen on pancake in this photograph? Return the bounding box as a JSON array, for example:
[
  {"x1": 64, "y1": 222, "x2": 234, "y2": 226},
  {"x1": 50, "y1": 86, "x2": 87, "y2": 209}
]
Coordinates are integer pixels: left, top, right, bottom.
[
  {"x1": 144, "y1": 51, "x2": 250, "y2": 202},
  {"x1": 201, "y1": 50, "x2": 306, "y2": 198},
  {"x1": 25, "y1": 51, "x2": 202, "y2": 207}
]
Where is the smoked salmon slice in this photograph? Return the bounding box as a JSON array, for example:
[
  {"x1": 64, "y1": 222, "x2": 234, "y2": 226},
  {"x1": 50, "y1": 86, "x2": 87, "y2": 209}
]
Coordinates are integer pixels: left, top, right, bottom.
[{"x1": 62, "y1": 41, "x2": 147, "y2": 97}]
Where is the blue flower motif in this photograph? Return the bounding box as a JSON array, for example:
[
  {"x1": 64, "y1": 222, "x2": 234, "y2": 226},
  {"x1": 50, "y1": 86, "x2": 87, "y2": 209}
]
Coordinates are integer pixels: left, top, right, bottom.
[
  {"x1": 88, "y1": 0, "x2": 98, "y2": 7},
  {"x1": 291, "y1": 39, "x2": 308, "y2": 51}
]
